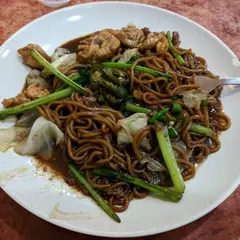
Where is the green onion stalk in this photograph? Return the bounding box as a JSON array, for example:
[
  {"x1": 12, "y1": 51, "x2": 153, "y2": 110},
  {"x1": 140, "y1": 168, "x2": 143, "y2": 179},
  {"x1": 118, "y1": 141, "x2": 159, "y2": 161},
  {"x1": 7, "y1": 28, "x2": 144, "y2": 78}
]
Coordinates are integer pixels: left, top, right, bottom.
[
  {"x1": 93, "y1": 168, "x2": 182, "y2": 202},
  {"x1": 189, "y1": 123, "x2": 213, "y2": 137},
  {"x1": 0, "y1": 88, "x2": 73, "y2": 119},
  {"x1": 155, "y1": 122, "x2": 186, "y2": 193},
  {"x1": 166, "y1": 31, "x2": 185, "y2": 65},
  {"x1": 68, "y1": 163, "x2": 121, "y2": 223},
  {"x1": 102, "y1": 62, "x2": 172, "y2": 80},
  {"x1": 31, "y1": 49, "x2": 86, "y2": 94}
]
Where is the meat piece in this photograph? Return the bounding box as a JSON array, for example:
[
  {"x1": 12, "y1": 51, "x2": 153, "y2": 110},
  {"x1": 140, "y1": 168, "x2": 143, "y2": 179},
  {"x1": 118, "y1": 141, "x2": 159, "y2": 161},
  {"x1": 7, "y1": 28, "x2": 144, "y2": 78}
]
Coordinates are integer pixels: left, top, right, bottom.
[
  {"x1": 138, "y1": 32, "x2": 167, "y2": 51},
  {"x1": 142, "y1": 27, "x2": 151, "y2": 36},
  {"x1": 2, "y1": 93, "x2": 30, "y2": 108},
  {"x1": 25, "y1": 83, "x2": 50, "y2": 100},
  {"x1": 156, "y1": 35, "x2": 169, "y2": 53},
  {"x1": 18, "y1": 44, "x2": 50, "y2": 70},
  {"x1": 77, "y1": 96, "x2": 98, "y2": 108},
  {"x1": 114, "y1": 25, "x2": 145, "y2": 48},
  {"x1": 172, "y1": 31, "x2": 180, "y2": 45},
  {"x1": 77, "y1": 30, "x2": 120, "y2": 63}
]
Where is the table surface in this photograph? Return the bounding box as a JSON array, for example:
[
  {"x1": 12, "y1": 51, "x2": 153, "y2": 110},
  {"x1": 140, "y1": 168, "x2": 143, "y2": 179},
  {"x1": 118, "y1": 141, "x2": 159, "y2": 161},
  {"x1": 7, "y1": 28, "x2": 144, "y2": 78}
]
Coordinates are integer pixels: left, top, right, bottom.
[{"x1": 0, "y1": 0, "x2": 239, "y2": 239}]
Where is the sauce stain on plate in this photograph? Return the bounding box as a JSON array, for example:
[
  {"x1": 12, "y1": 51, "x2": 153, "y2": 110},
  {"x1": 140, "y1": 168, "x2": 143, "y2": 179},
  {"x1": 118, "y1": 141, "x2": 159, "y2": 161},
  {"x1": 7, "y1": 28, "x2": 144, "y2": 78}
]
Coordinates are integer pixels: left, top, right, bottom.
[
  {"x1": 49, "y1": 203, "x2": 99, "y2": 221},
  {"x1": 0, "y1": 166, "x2": 28, "y2": 185}
]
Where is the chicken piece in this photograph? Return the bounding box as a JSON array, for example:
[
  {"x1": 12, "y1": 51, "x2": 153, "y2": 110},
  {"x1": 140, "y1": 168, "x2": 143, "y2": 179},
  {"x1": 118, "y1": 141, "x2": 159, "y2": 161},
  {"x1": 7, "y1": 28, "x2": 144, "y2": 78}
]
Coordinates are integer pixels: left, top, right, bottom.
[
  {"x1": 25, "y1": 83, "x2": 50, "y2": 100},
  {"x1": 77, "y1": 30, "x2": 120, "y2": 63},
  {"x1": 114, "y1": 25, "x2": 145, "y2": 48},
  {"x1": 156, "y1": 35, "x2": 169, "y2": 53},
  {"x1": 2, "y1": 93, "x2": 30, "y2": 108},
  {"x1": 138, "y1": 32, "x2": 168, "y2": 51},
  {"x1": 18, "y1": 44, "x2": 50, "y2": 70}
]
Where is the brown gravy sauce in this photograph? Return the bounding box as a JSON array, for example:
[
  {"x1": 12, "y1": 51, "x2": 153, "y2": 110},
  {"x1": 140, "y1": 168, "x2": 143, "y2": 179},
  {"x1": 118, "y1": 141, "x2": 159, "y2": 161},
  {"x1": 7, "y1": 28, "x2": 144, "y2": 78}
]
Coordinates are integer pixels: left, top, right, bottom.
[
  {"x1": 60, "y1": 32, "x2": 95, "y2": 53},
  {"x1": 35, "y1": 146, "x2": 80, "y2": 193}
]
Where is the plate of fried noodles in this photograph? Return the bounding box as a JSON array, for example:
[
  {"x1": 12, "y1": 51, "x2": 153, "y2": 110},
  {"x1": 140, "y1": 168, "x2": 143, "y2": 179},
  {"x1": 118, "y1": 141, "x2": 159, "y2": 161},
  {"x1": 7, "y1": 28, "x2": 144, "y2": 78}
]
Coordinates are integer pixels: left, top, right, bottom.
[{"x1": 0, "y1": 2, "x2": 239, "y2": 237}]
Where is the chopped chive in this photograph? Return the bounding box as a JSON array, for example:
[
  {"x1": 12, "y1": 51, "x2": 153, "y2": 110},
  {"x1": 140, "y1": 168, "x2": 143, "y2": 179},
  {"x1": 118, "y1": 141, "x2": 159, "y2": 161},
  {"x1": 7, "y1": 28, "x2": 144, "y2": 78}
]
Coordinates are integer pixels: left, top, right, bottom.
[
  {"x1": 68, "y1": 163, "x2": 121, "y2": 223},
  {"x1": 149, "y1": 108, "x2": 169, "y2": 124},
  {"x1": 93, "y1": 168, "x2": 182, "y2": 202}
]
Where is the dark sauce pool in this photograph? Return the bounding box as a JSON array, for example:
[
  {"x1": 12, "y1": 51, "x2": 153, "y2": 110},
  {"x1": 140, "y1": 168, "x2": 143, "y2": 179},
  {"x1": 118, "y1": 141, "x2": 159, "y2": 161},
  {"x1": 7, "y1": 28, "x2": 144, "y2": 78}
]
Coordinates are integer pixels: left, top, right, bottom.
[
  {"x1": 36, "y1": 146, "x2": 76, "y2": 187},
  {"x1": 60, "y1": 32, "x2": 95, "y2": 53}
]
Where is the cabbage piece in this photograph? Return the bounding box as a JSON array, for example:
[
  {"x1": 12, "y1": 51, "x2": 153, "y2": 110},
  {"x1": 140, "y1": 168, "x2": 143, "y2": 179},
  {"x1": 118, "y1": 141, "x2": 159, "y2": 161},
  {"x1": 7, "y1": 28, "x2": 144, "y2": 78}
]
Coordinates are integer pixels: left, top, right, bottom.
[
  {"x1": 117, "y1": 113, "x2": 148, "y2": 136},
  {"x1": 51, "y1": 47, "x2": 70, "y2": 62},
  {"x1": 16, "y1": 110, "x2": 40, "y2": 128},
  {"x1": 171, "y1": 140, "x2": 187, "y2": 158},
  {"x1": 149, "y1": 172, "x2": 165, "y2": 185},
  {"x1": 42, "y1": 53, "x2": 77, "y2": 77},
  {"x1": 117, "y1": 128, "x2": 132, "y2": 145},
  {"x1": 14, "y1": 116, "x2": 64, "y2": 157},
  {"x1": 140, "y1": 155, "x2": 166, "y2": 172},
  {"x1": 0, "y1": 116, "x2": 17, "y2": 129},
  {"x1": 147, "y1": 160, "x2": 166, "y2": 172},
  {"x1": 179, "y1": 90, "x2": 207, "y2": 109},
  {"x1": 0, "y1": 126, "x2": 29, "y2": 152},
  {"x1": 118, "y1": 48, "x2": 138, "y2": 63},
  {"x1": 139, "y1": 137, "x2": 151, "y2": 150},
  {"x1": 117, "y1": 113, "x2": 150, "y2": 149},
  {"x1": 26, "y1": 69, "x2": 49, "y2": 88}
]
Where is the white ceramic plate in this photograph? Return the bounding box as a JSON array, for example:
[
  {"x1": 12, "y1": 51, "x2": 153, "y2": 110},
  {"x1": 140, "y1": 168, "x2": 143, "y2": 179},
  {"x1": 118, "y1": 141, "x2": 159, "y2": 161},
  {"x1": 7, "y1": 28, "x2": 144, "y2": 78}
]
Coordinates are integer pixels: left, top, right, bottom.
[{"x1": 0, "y1": 2, "x2": 239, "y2": 237}]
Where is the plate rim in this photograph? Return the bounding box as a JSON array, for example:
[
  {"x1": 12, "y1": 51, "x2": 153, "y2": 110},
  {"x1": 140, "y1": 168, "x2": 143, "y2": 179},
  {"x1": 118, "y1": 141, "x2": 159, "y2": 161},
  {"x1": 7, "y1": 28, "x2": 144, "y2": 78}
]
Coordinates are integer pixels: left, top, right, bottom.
[{"x1": 0, "y1": 1, "x2": 239, "y2": 237}]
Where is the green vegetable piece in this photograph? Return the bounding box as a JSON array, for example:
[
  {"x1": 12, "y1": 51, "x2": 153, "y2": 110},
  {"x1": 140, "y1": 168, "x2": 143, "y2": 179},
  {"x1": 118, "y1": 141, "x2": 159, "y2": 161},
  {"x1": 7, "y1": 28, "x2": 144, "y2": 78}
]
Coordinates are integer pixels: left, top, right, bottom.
[
  {"x1": 100, "y1": 80, "x2": 128, "y2": 99},
  {"x1": 201, "y1": 99, "x2": 208, "y2": 107},
  {"x1": 68, "y1": 164, "x2": 121, "y2": 223},
  {"x1": 90, "y1": 64, "x2": 104, "y2": 90},
  {"x1": 102, "y1": 62, "x2": 172, "y2": 80},
  {"x1": 149, "y1": 108, "x2": 169, "y2": 124},
  {"x1": 171, "y1": 96, "x2": 179, "y2": 100},
  {"x1": 31, "y1": 49, "x2": 85, "y2": 94},
  {"x1": 171, "y1": 103, "x2": 182, "y2": 114},
  {"x1": 168, "y1": 127, "x2": 179, "y2": 138},
  {"x1": 125, "y1": 103, "x2": 151, "y2": 115},
  {"x1": 98, "y1": 94, "x2": 105, "y2": 104},
  {"x1": 93, "y1": 168, "x2": 182, "y2": 202},
  {"x1": 156, "y1": 122, "x2": 186, "y2": 193},
  {"x1": 105, "y1": 95, "x2": 123, "y2": 107},
  {"x1": 0, "y1": 88, "x2": 73, "y2": 119},
  {"x1": 189, "y1": 123, "x2": 213, "y2": 137},
  {"x1": 56, "y1": 74, "x2": 88, "y2": 92},
  {"x1": 166, "y1": 31, "x2": 185, "y2": 65},
  {"x1": 103, "y1": 68, "x2": 129, "y2": 86}
]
